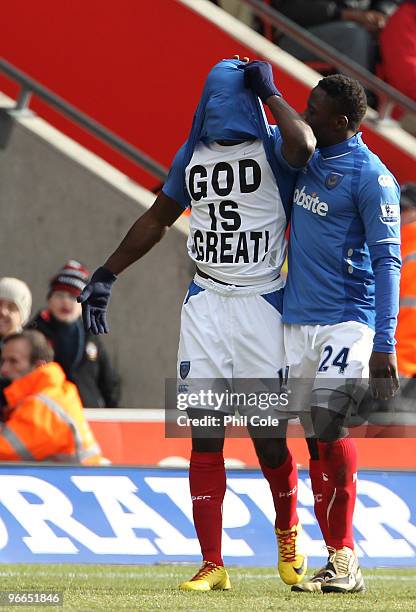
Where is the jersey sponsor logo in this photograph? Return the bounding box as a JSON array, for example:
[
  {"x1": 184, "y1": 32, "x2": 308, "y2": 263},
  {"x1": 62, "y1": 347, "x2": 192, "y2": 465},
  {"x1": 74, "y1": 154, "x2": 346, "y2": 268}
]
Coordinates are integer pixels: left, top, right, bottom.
[
  {"x1": 379, "y1": 203, "x2": 400, "y2": 224},
  {"x1": 293, "y1": 186, "x2": 329, "y2": 217},
  {"x1": 325, "y1": 172, "x2": 344, "y2": 190},
  {"x1": 378, "y1": 174, "x2": 394, "y2": 188},
  {"x1": 180, "y1": 361, "x2": 190, "y2": 380}
]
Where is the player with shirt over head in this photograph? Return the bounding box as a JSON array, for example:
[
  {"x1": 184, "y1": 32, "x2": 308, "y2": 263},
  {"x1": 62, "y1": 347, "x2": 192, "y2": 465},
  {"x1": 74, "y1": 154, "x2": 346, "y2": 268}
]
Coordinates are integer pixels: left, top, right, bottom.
[
  {"x1": 77, "y1": 57, "x2": 316, "y2": 591},
  {"x1": 283, "y1": 75, "x2": 401, "y2": 594}
]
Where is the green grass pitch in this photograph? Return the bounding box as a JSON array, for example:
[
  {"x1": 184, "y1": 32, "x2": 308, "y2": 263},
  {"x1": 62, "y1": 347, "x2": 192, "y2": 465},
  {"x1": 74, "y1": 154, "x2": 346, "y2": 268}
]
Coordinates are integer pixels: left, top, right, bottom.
[{"x1": 0, "y1": 564, "x2": 415, "y2": 611}]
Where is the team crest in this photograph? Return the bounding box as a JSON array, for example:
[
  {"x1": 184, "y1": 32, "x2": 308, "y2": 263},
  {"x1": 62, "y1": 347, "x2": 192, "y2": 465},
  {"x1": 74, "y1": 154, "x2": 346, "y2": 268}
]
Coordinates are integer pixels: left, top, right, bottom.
[
  {"x1": 180, "y1": 361, "x2": 190, "y2": 379},
  {"x1": 325, "y1": 172, "x2": 344, "y2": 190}
]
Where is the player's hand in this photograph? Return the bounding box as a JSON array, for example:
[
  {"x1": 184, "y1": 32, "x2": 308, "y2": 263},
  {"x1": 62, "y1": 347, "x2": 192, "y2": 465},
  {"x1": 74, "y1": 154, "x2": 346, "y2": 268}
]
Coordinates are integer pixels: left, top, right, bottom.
[
  {"x1": 369, "y1": 351, "x2": 400, "y2": 400},
  {"x1": 243, "y1": 60, "x2": 281, "y2": 103},
  {"x1": 231, "y1": 54, "x2": 250, "y2": 63},
  {"x1": 77, "y1": 266, "x2": 117, "y2": 335}
]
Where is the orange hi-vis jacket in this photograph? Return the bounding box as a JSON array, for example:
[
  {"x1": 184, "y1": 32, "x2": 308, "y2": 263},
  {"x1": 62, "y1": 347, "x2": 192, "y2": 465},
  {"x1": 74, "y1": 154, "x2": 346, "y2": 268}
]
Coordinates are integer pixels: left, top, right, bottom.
[
  {"x1": 396, "y1": 221, "x2": 416, "y2": 377},
  {"x1": 0, "y1": 362, "x2": 106, "y2": 464}
]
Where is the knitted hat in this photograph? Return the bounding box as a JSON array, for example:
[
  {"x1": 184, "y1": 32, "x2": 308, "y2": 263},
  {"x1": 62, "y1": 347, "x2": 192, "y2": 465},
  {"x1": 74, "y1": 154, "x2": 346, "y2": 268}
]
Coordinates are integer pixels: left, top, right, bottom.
[
  {"x1": 49, "y1": 260, "x2": 89, "y2": 298},
  {"x1": 400, "y1": 183, "x2": 416, "y2": 210},
  {"x1": 0, "y1": 277, "x2": 32, "y2": 325}
]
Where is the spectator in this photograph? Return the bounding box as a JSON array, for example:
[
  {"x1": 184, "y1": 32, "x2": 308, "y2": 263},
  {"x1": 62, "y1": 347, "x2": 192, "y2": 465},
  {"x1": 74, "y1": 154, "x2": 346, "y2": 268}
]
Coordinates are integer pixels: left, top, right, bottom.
[
  {"x1": 0, "y1": 277, "x2": 32, "y2": 345},
  {"x1": 0, "y1": 330, "x2": 106, "y2": 463},
  {"x1": 258, "y1": 1, "x2": 400, "y2": 75},
  {"x1": 380, "y1": 1, "x2": 416, "y2": 101},
  {"x1": 396, "y1": 183, "x2": 416, "y2": 383},
  {"x1": 28, "y1": 261, "x2": 120, "y2": 408},
  {"x1": 380, "y1": 1, "x2": 416, "y2": 134}
]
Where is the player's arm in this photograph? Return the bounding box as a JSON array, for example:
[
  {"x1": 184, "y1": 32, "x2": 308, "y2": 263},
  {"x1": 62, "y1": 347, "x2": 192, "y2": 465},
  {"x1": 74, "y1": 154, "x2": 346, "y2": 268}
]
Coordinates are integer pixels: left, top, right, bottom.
[
  {"x1": 357, "y1": 170, "x2": 401, "y2": 399},
  {"x1": 78, "y1": 143, "x2": 189, "y2": 335},
  {"x1": 105, "y1": 140, "x2": 189, "y2": 274},
  {"x1": 266, "y1": 96, "x2": 316, "y2": 168},
  {"x1": 244, "y1": 61, "x2": 316, "y2": 167},
  {"x1": 78, "y1": 193, "x2": 184, "y2": 334},
  {"x1": 368, "y1": 243, "x2": 401, "y2": 399},
  {"x1": 104, "y1": 192, "x2": 184, "y2": 275}
]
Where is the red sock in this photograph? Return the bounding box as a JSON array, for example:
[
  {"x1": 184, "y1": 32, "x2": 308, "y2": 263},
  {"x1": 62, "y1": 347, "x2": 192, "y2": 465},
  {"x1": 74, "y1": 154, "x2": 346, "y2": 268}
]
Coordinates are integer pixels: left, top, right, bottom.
[
  {"x1": 260, "y1": 448, "x2": 299, "y2": 530},
  {"x1": 309, "y1": 458, "x2": 331, "y2": 545},
  {"x1": 318, "y1": 438, "x2": 357, "y2": 551},
  {"x1": 189, "y1": 451, "x2": 226, "y2": 566}
]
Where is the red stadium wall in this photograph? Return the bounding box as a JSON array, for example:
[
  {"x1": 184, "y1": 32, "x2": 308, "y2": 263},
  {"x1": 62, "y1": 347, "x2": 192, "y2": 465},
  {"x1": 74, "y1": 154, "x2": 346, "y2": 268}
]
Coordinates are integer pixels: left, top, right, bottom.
[
  {"x1": 0, "y1": 0, "x2": 261, "y2": 190},
  {"x1": 0, "y1": 0, "x2": 413, "y2": 190},
  {"x1": 1, "y1": 1, "x2": 414, "y2": 471},
  {"x1": 89, "y1": 420, "x2": 416, "y2": 469}
]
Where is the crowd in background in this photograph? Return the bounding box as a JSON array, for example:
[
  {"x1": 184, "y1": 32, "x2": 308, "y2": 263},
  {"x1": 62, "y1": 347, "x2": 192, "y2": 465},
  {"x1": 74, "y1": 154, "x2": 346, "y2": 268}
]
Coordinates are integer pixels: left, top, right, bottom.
[
  {"x1": 213, "y1": 0, "x2": 416, "y2": 133},
  {"x1": 0, "y1": 261, "x2": 120, "y2": 409},
  {"x1": 0, "y1": 261, "x2": 121, "y2": 463}
]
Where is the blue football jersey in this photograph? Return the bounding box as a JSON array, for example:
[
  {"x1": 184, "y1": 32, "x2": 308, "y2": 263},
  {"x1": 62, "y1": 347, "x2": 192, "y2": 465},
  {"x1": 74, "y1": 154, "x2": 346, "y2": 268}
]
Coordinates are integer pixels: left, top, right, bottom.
[{"x1": 283, "y1": 133, "x2": 401, "y2": 347}]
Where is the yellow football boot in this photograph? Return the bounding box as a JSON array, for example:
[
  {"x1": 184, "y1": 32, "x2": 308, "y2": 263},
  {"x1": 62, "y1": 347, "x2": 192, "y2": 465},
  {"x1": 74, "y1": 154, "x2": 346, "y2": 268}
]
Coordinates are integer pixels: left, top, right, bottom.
[
  {"x1": 179, "y1": 560, "x2": 231, "y2": 592},
  {"x1": 276, "y1": 522, "x2": 307, "y2": 585}
]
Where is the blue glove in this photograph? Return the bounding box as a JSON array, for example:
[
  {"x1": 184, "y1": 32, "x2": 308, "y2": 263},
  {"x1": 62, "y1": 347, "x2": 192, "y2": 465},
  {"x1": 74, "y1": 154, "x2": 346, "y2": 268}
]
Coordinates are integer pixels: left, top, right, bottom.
[
  {"x1": 77, "y1": 266, "x2": 117, "y2": 335},
  {"x1": 243, "y1": 61, "x2": 281, "y2": 102}
]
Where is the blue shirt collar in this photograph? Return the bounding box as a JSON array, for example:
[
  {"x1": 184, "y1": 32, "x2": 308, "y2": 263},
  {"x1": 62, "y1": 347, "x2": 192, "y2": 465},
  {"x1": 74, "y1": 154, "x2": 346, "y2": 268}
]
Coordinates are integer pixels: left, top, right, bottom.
[{"x1": 319, "y1": 132, "x2": 363, "y2": 159}]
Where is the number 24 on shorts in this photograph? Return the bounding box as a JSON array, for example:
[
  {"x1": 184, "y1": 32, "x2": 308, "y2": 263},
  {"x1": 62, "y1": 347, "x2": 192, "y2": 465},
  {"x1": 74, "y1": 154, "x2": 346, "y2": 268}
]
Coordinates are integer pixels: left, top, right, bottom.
[{"x1": 318, "y1": 346, "x2": 350, "y2": 374}]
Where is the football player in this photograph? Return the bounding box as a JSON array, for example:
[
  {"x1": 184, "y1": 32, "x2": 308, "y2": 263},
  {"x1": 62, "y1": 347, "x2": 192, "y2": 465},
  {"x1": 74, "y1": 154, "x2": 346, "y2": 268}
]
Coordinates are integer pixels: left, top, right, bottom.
[
  {"x1": 78, "y1": 57, "x2": 316, "y2": 591},
  {"x1": 283, "y1": 75, "x2": 401, "y2": 593}
]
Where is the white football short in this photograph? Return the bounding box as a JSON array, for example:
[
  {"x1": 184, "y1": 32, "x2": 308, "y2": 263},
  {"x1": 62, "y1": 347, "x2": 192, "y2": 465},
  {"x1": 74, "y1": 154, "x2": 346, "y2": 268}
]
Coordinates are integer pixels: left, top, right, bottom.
[
  {"x1": 177, "y1": 274, "x2": 285, "y2": 414},
  {"x1": 284, "y1": 321, "x2": 374, "y2": 419}
]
